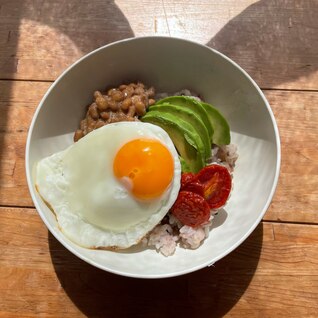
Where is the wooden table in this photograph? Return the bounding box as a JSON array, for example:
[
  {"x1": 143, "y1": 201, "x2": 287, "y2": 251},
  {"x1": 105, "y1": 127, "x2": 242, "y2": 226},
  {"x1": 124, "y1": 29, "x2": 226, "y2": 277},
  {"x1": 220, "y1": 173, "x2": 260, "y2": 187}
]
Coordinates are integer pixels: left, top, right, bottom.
[{"x1": 1, "y1": 1, "x2": 317, "y2": 317}]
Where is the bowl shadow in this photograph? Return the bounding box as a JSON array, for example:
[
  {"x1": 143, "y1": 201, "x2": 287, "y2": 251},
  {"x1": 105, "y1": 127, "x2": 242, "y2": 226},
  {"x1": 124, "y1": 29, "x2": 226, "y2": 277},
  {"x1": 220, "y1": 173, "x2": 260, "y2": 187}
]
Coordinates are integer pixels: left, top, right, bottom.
[{"x1": 48, "y1": 222, "x2": 263, "y2": 317}]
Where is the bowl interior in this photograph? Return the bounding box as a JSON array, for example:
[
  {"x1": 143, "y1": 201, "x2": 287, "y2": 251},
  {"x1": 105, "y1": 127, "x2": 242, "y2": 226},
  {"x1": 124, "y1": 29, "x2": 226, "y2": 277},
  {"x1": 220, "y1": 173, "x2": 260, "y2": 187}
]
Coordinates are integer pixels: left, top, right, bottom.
[{"x1": 26, "y1": 37, "x2": 280, "y2": 278}]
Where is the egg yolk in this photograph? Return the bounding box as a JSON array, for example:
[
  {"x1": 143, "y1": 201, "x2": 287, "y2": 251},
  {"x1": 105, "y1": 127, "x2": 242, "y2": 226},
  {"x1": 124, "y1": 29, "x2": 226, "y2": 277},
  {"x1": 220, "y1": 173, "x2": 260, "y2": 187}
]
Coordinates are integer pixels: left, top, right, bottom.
[{"x1": 113, "y1": 139, "x2": 174, "y2": 200}]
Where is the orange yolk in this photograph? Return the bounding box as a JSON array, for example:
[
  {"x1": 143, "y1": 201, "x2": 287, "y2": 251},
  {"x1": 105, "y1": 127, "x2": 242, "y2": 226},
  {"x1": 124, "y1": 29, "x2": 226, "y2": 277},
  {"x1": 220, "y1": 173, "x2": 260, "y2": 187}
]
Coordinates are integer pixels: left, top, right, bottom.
[{"x1": 113, "y1": 139, "x2": 174, "y2": 200}]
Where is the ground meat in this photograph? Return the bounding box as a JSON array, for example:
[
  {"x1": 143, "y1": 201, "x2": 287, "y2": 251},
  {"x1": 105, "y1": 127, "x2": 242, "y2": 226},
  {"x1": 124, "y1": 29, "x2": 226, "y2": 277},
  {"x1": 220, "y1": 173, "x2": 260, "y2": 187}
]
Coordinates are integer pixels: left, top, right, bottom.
[{"x1": 74, "y1": 82, "x2": 156, "y2": 142}]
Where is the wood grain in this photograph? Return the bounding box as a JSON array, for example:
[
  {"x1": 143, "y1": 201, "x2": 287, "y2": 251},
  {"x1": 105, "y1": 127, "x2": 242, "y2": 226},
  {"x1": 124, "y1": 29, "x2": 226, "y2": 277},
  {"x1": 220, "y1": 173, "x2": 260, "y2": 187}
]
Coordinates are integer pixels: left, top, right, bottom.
[
  {"x1": 1, "y1": 80, "x2": 317, "y2": 224},
  {"x1": 0, "y1": 80, "x2": 50, "y2": 206},
  {"x1": 263, "y1": 90, "x2": 318, "y2": 223},
  {"x1": 1, "y1": 1, "x2": 317, "y2": 317},
  {"x1": 0, "y1": 0, "x2": 317, "y2": 89},
  {"x1": 0, "y1": 207, "x2": 317, "y2": 317}
]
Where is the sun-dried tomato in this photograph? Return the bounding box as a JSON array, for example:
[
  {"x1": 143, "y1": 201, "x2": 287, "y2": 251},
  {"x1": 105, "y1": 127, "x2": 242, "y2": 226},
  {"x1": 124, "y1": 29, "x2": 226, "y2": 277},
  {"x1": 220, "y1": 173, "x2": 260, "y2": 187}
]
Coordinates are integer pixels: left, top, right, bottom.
[
  {"x1": 171, "y1": 191, "x2": 210, "y2": 227},
  {"x1": 191, "y1": 164, "x2": 232, "y2": 209},
  {"x1": 180, "y1": 172, "x2": 195, "y2": 188},
  {"x1": 173, "y1": 165, "x2": 232, "y2": 226},
  {"x1": 181, "y1": 180, "x2": 204, "y2": 197}
]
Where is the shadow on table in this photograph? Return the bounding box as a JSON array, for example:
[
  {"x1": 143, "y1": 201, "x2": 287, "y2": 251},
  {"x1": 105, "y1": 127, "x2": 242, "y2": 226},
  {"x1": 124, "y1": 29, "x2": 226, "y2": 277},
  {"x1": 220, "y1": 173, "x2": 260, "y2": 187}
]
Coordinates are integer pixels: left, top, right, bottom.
[
  {"x1": 1, "y1": 0, "x2": 316, "y2": 313},
  {"x1": 206, "y1": 0, "x2": 318, "y2": 88},
  {"x1": 0, "y1": 0, "x2": 134, "y2": 191},
  {"x1": 48, "y1": 223, "x2": 263, "y2": 317}
]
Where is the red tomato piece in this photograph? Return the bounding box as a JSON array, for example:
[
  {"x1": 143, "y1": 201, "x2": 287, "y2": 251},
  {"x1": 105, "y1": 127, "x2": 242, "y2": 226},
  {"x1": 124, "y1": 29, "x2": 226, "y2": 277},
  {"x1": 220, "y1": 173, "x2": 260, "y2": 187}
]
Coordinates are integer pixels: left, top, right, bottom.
[
  {"x1": 181, "y1": 180, "x2": 205, "y2": 197},
  {"x1": 180, "y1": 172, "x2": 195, "y2": 188},
  {"x1": 195, "y1": 164, "x2": 232, "y2": 209},
  {"x1": 171, "y1": 191, "x2": 211, "y2": 227},
  {"x1": 181, "y1": 172, "x2": 204, "y2": 195}
]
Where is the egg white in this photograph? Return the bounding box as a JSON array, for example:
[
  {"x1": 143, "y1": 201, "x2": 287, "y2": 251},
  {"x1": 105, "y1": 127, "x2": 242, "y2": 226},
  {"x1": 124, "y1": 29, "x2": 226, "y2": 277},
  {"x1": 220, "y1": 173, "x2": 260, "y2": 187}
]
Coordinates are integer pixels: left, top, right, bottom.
[{"x1": 35, "y1": 122, "x2": 181, "y2": 249}]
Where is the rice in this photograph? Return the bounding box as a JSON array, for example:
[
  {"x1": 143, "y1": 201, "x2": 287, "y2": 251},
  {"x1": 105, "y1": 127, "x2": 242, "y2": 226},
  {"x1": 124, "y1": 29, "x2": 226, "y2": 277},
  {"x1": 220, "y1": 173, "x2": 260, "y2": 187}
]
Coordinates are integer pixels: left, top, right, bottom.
[
  {"x1": 146, "y1": 224, "x2": 178, "y2": 257},
  {"x1": 179, "y1": 226, "x2": 206, "y2": 249}
]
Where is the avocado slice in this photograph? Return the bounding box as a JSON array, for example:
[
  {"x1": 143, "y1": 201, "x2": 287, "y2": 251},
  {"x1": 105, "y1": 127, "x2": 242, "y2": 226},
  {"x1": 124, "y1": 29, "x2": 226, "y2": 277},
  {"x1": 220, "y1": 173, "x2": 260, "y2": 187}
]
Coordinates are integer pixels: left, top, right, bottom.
[
  {"x1": 155, "y1": 96, "x2": 214, "y2": 141},
  {"x1": 148, "y1": 103, "x2": 212, "y2": 160},
  {"x1": 141, "y1": 111, "x2": 205, "y2": 173},
  {"x1": 200, "y1": 102, "x2": 231, "y2": 145}
]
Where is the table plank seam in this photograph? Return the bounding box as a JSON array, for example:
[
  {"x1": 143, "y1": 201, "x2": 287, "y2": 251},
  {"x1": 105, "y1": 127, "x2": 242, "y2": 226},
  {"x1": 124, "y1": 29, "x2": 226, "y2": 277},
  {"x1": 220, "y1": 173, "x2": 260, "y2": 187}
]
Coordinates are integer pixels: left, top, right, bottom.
[
  {"x1": 1, "y1": 79, "x2": 318, "y2": 93},
  {"x1": 262, "y1": 219, "x2": 318, "y2": 226},
  {"x1": 1, "y1": 205, "x2": 318, "y2": 227},
  {"x1": 0, "y1": 78, "x2": 54, "y2": 83}
]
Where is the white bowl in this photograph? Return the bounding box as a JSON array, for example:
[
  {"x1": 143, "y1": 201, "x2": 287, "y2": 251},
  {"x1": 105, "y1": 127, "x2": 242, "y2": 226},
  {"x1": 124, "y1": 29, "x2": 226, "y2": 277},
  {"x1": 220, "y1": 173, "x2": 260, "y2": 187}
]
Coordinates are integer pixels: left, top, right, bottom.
[{"x1": 26, "y1": 36, "x2": 280, "y2": 278}]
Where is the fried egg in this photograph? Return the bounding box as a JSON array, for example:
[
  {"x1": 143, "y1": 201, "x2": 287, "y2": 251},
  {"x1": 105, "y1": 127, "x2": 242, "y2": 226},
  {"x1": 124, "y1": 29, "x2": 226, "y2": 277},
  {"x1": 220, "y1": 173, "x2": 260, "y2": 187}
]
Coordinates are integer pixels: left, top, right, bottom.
[{"x1": 35, "y1": 122, "x2": 181, "y2": 249}]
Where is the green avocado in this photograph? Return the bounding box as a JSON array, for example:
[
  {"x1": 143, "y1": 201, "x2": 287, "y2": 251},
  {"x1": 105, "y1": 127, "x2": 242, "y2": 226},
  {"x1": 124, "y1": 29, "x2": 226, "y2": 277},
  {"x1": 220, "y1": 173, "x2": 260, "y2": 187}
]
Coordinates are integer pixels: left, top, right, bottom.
[
  {"x1": 200, "y1": 102, "x2": 231, "y2": 145},
  {"x1": 148, "y1": 103, "x2": 211, "y2": 160},
  {"x1": 155, "y1": 96, "x2": 214, "y2": 141},
  {"x1": 141, "y1": 111, "x2": 205, "y2": 173}
]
